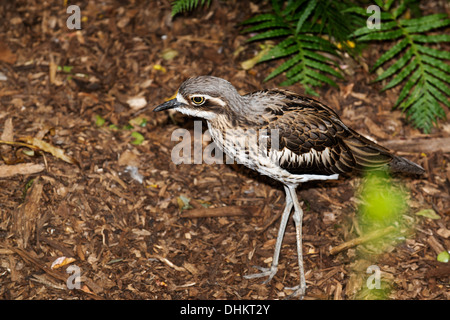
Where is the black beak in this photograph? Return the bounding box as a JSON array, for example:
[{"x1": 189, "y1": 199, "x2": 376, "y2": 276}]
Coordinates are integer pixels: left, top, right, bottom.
[{"x1": 153, "y1": 98, "x2": 182, "y2": 112}]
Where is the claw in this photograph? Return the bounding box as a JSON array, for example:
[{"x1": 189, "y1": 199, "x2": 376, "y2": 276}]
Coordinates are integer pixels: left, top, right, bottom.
[
  {"x1": 284, "y1": 284, "x2": 306, "y2": 300},
  {"x1": 243, "y1": 265, "x2": 278, "y2": 284}
]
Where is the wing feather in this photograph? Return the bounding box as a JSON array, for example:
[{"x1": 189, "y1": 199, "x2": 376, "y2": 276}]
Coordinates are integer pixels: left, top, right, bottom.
[{"x1": 259, "y1": 90, "x2": 396, "y2": 175}]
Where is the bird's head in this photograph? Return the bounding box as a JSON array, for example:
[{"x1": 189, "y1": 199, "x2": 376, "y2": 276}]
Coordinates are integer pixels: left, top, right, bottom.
[{"x1": 153, "y1": 76, "x2": 243, "y2": 120}]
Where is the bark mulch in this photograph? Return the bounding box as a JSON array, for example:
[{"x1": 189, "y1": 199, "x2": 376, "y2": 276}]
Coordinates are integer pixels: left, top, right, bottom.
[{"x1": 0, "y1": 0, "x2": 448, "y2": 300}]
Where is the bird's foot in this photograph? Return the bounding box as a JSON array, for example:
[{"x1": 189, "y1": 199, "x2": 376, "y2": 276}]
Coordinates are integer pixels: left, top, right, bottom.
[
  {"x1": 284, "y1": 284, "x2": 306, "y2": 300},
  {"x1": 243, "y1": 265, "x2": 278, "y2": 284}
]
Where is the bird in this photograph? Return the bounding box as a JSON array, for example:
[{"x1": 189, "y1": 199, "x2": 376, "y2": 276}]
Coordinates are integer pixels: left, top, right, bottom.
[{"x1": 152, "y1": 75, "x2": 424, "y2": 298}]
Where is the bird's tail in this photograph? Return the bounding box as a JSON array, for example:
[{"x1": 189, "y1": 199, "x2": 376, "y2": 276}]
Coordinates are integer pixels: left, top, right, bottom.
[
  {"x1": 344, "y1": 131, "x2": 425, "y2": 175},
  {"x1": 388, "y1": 155, "x2": 425, "y2": 175}
]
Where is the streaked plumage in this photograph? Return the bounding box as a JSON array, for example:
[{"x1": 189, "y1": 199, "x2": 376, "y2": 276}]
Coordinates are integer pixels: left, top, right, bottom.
[{"x1": 153, "y1": 76, "x2": 424, "y2": 298}]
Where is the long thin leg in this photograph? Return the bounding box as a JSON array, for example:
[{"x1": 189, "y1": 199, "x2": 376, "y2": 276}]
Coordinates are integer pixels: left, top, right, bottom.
[
  {"x1": 285, "y1": 185, "x2": 306, "y2": 298},
  {"x1": 244, "y1": 185, "x2": 293, "y2": 283}
]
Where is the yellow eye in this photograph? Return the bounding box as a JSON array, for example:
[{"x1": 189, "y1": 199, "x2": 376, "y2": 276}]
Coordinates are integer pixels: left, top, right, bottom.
[{"x1": 191, "y1": 96, "x2": 205, "y2": 105}]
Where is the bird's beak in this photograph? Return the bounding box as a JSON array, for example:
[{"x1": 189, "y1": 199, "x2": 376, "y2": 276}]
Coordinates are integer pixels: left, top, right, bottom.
[{"x1": 153, "y1": 98, "x2": 182, "y2": 112}]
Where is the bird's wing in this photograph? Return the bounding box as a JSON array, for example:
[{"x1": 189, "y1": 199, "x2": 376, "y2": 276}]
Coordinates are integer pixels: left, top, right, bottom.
[{"x1": 260, "y1": 90, "x2": 395, "y2": 175}]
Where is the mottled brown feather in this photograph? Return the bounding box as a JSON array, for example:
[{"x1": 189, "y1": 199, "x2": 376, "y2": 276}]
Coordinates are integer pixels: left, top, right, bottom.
[{"x1": 253, "y1": 90, "x2": 424, "y2": 175}]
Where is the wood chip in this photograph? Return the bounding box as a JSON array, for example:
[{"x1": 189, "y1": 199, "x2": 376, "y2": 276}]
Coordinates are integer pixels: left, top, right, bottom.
[{"x1": 0, "y1": 163, "x2": 45, "y2": 178}]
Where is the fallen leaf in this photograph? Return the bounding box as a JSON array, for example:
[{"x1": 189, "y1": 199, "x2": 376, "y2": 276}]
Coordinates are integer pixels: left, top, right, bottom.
[
  {"x1": 241, "y1": 42, "x2": 273, "y2": 70},
  {"x1": 127, "y1": 96, "x2": 147, "y2": 110},
  {"x1": 160, "y1": 48, "x2": 179, "y2": 61},
  {"x1": 416, "y1": 208, "x2": 440, "y2": 219},
  {"x1": 437, "y1": 251, "x2": 450, "y2": 263},
  {"x1": 130, "y1": 131, "x2": 145, "y2": 145},
  {"x1": 51, "y1": 256, "x2": 76, "y2": 269},
  {"x1": 177, "y1": 195, "x2": 192, "y2": 210},
  {"x1": 95, "y1": 115, "x2": 106, "y2": 126},
  {"x1": 20, "y1": 136, "x2": 79, "y2": 166}
]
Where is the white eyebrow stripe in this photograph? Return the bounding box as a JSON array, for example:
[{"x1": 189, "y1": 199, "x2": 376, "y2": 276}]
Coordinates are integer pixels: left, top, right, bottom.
[
  {"x1": 189, "y1": 94, "x2": 226, "y2": 107},
  {"x1": 176, "y1": 92, "x2": 189, "y2": 105}
]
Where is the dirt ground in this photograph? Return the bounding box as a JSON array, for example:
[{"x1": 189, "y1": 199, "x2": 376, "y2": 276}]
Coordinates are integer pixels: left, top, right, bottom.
[{"x1": 0, "y1": 1, "x2": 449, "y2": 300}]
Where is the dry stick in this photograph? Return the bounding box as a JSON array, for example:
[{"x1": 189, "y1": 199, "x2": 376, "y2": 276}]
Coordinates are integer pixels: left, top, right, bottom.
[
  {"x1": 150, "y1": 254, "x2": 187, "y2": 272},
  {"x1": 382, "y1": 137, "x2": 450, "y2": 153},
  {"x1": 180, "y1": 205, "x2": 260, "y2": 218},
  {"x1": 329, "y1": 226, "x2": 397, "y2": 255},
  {"x1": 11, "y1": 247, "x2": 104, "y2": 300}
]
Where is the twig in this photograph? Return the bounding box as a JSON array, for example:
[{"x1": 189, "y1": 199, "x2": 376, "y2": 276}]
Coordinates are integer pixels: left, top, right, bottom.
[
  {"x1": 383, "y1": 137, "x2": 450, "y2": 153},
  {"x1": 180, "y1": 205, "x2": 260, "y2": 218},
  {"x1": 329, "y1": 226, "x2": 397, "y2": 255},
  {"x1": 149, "y1": 254, "x2": 187, "y2": 272}
]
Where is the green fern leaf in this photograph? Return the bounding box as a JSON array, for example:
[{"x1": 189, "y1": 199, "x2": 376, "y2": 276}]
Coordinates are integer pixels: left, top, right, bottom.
[
  {"x1": 282, "y1": 0, "x2": 307, "y2": 16},
  {"x1": 425, "y1": 66, "x2": 450, "y2": 83},
  {"x1": 355, "y1": 1, "x2": 449, "y2": 133},
  {"x1": 306, "y1": 68, "x2": 338, "y2": 87},
  {"x1": 241, "y1": 13, "x2": 278, "y2": 25},
  {"x1": 264, "y1": 54, "x2": 303, "y2": 82},
  {"x1": 400, "y1": 13, "x2": 448, "y2": 26},
  {"x1": 383, "y1": 58, "x2": 418, "y2": 91},
  {"x1": 392, "y1": 0, "x2": 407, "y2": 18},
  {"x1": 395, "y1": 68, "x2": 421, "y2": 107},
  {"x1": 375, "y1": 48, "x2": 413, "y2": 82},
  {"x1": 298, "y1": 40, "x2": 337, "y2": 55},
  {"x1": 303, "y1": 76, "x2": 323, "y2": 88},
  {"x1": 372, "y1": 38, "x2": 409, "y2": 71},
  {"x1": 411, "y1": 34, "x2": 450, "y2": 43},
  {"x1": 259, "y1": 43, "x2": 299, "y2": 63},
  {"x1": 406, "y1": 92, "x2": 445, "y2": 133},
  {"x1": 416, "y1": 44, "x2": 450, "y2": 60},
  {"x1": 302, "y1": 49, "x2": 330, "y2": 63},
  {"x1": 243, "y1": 0, "x2": 358, "y2": 94},
  {"x1": 357, "y1": 29, "x2": 404, "y2": 41},
  {"x1": 426, "y1": 73, "x2": 450, "y2": 94},
  {"x1": 352, "y1": 21, "x2": 398, "y2": 38},
  {"x1": 247, "y1": 29, "x2": 292, "y2": 42},
  {"x1": 427, "y1": 83, "x2": 450, "y2": 108},
  {"x1": 242, "y1": 20, "x2": 289, "y2": 34},
  {"x1": 285, "y1": 61, "x2": 307, "y2": 79},
  {"x1": 171, "y1": 0, "x2": 211, "y2": 16},
  {"x1": 399, "y1": 82, "x2": 424, "y2": 111},
  {"x1": 404, "y1": 18, "x2": 450, "y2": 33},
  {"x1": 304, "y1": 59, "x2": 342, "y2": 78},
  {"x1": 421, "y1": 54, "x2": 450, "y2": 73},
  {"x1": 295, "y1": 0, "x2": 318, "y2": 34}
]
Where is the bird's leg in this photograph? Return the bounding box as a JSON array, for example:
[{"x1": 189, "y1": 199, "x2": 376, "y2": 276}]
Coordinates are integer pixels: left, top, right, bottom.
[
  {"x1": 284, "y1": 185, "x2": 307, "y2": 298},
  {"x1": 244, "y1": 185, "x2": 293, "y2": 283}
]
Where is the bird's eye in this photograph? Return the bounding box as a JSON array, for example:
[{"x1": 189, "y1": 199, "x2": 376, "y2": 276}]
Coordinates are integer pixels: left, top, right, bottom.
[{"x1": 191, "y1": 96, "x2": 205, "y2": 105}]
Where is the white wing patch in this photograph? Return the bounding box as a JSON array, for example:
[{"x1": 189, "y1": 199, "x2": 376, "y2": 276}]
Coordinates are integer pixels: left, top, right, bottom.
[{"x1": 275, "y1": 147, "x2": 332, "y2": 167}]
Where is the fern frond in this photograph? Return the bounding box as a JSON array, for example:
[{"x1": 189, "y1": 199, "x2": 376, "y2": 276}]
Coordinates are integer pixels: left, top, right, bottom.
[
  {"x1": 371, "y1": 38, "x2": 409, "y2": 71},
  {"x1": 242, "y1": 0, "x2": 356, "y2": 95},
  {"x1": 240, "y1": 13, "x2": 278, "y2": 25},
  {"x1": 264, "y1": 54, "x2": 302, "y2": 82},
  {"x1": 171, "y1": 0, "x2": 211, "y2": 16},
  {"x1": 295, "y1": 0, "x2": 317, "y2": 34},
  {"x1": 353, "y1": 1, "x2": 450, "y2": 133},
  {"x1": 411, "y1": 34, "x2": 450, "y2": 43},
  {"x1": 246, "y1": 29, "x2": 292, "y2": 42},
  {"x1": 375, "y1": 48, "x2": 413, "y2": 82}
]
